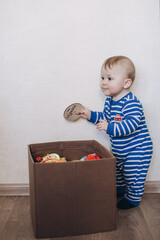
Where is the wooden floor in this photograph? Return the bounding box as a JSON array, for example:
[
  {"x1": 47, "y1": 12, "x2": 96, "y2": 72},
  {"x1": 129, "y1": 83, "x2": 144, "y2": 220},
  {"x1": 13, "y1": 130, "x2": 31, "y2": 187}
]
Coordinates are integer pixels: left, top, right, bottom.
[{"x1": 0, "y1": 194, "x2": 160, "y2": 240}]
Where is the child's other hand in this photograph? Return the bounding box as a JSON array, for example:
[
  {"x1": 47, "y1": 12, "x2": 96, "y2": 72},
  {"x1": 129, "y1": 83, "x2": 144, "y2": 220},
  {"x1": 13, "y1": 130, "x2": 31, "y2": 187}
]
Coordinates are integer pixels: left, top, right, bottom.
[
  {"x1": 96, "y1": 119, "x2": 108, "y2": 131},
  {"x1": 80, "y1": 107, "x2": 91, "y2": 120}
]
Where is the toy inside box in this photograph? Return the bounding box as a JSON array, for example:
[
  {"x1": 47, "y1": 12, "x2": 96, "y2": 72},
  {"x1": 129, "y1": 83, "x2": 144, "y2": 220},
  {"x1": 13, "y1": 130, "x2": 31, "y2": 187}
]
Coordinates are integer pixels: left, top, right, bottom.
[{"x1": 28, "y1": 140, "x2": 116, "y2": 239}]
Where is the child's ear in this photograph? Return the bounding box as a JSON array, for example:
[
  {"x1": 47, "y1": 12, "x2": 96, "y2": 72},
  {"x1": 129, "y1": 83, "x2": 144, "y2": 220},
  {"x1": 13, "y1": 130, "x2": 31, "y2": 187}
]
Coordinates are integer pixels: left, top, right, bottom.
[{"x1": 123, "y1": 79, "x2": 132, "y2": 89}]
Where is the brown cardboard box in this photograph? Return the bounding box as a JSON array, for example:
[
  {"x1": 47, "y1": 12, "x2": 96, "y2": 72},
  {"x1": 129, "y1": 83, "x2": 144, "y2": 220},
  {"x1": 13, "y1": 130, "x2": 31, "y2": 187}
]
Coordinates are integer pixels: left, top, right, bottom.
[{"x1": 28, "y1": 140, "x2": 116, "y2": 238}]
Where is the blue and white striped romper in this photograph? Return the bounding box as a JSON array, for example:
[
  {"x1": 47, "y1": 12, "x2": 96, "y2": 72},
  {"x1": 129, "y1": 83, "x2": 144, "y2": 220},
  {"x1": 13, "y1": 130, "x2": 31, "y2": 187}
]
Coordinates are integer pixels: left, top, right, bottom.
[{"x1": 89, "y1": 92, "x2": 153, "y2": 206}]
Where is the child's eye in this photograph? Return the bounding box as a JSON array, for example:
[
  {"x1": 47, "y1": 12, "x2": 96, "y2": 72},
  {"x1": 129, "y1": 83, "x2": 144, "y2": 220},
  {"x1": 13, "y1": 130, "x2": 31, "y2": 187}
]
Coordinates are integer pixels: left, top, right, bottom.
[
  {"x1": 108, "y1": 77, "x2": 112, "y2": 81},
  {"x1": 101, "y1": 77, "x2": 104, "y2": 80}
]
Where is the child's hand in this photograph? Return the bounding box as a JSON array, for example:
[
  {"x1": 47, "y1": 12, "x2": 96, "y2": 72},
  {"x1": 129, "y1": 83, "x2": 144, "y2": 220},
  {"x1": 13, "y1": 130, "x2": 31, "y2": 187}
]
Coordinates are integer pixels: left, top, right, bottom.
[
  {"x1": 80, "y1": 107, "x2": 91, "y2": 120},
  {"x1": 96, "y1": 119, "x2": 108, "y2": 131}
]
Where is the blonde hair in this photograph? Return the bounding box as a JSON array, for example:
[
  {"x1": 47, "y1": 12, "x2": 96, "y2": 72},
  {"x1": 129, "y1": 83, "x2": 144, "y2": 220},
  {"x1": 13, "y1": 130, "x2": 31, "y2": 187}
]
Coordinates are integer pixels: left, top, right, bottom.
[{"x1": 102, "y1": 56, "x2": 136, "y2": 82}]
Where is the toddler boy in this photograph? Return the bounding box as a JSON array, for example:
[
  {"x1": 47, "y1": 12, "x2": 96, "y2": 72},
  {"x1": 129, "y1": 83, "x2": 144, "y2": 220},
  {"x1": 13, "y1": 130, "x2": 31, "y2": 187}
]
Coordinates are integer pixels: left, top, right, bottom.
[{"x1": 81, "y1": 56, "x2": 153, "y2": 209}]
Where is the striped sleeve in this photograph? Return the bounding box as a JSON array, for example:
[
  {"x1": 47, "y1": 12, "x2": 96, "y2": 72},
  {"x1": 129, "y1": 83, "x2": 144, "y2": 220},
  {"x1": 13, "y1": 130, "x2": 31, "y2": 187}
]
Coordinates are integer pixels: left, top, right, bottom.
[
  {"x1": 89, "y1": 110, "x2": 107, "y2": 124},
  {"x1": 107, "y1": 100, "x2": 143, "y2": 137}
]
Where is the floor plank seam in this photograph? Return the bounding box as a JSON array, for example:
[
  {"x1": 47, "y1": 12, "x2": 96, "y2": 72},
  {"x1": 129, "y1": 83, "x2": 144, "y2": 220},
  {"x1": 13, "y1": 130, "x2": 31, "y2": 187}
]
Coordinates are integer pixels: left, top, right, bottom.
[
  {"x1": 139, "y1": 204, "x2": 154, "y2": 240},
  {"x1": 0, "y1": 196, "x2": 18, "y2": 238}
]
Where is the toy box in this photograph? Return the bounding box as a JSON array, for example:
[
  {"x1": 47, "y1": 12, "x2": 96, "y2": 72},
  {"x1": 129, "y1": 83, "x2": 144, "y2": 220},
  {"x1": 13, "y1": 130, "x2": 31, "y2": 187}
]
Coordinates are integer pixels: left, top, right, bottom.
[{"x1": 28, "y1": 140, "x2": 116, "y2": 238}]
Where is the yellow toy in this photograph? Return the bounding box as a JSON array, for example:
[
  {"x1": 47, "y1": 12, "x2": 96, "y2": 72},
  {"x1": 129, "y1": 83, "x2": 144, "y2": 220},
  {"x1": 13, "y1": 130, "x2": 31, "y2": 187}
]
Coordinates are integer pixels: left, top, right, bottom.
[{"x1": 35, "y1": 153, "x2": 67, "y2": 163}]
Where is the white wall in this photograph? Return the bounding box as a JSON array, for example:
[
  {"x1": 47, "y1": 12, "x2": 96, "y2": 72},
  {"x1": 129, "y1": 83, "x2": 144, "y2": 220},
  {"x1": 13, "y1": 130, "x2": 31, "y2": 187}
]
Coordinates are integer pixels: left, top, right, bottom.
[{"x1": 0, "y1": 0, "x2": 159, "y2": 183}]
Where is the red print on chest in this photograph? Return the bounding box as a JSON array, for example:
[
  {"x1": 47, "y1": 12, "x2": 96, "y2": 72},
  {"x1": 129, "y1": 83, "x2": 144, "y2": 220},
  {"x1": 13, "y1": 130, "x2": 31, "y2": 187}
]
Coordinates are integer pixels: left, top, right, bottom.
[{"x1": 114, "y1": 114, "x2": 122, "y2": 122}]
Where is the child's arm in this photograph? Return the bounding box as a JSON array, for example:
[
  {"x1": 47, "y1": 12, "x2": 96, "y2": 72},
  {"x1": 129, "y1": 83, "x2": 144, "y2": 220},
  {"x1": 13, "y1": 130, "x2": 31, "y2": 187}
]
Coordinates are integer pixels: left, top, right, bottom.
[
  {"x1": 81, "y1": 107, "x2": 107, "y2": 123},
  {"x1": 107, "y1": 100, "x2": 143, "y2": 137}
]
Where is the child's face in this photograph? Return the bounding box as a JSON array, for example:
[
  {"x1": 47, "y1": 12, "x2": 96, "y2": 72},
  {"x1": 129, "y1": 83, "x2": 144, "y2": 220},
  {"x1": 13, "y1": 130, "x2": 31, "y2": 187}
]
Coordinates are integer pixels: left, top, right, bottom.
[{"x1": 100, "y1": 64, "x2": 129, "y2": 99}]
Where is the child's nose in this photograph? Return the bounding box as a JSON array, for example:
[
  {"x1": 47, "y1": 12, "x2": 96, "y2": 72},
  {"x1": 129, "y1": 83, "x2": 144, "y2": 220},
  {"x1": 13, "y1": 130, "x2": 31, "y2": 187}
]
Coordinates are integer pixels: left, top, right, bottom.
[{"x1": 102, "y1": 79, "x2": 108, "y2": 85}]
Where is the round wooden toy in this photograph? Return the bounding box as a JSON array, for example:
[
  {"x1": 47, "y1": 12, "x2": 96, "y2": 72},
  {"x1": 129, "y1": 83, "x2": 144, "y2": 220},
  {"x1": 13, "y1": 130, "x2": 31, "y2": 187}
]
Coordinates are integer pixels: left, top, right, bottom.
[{"x1": 63, "y1": 103, "x2": 84, "y2": 122}]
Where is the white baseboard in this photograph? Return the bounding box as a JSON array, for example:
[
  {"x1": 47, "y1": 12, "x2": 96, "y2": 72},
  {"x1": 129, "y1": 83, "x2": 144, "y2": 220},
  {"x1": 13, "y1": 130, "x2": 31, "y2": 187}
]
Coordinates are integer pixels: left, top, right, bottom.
[
  {"x1": 0, "y1": 184, "x2": 29, "y2": 196},
  {"x1": 0, "y1": 181, "x2": 159, "y2": 196},
  {"x1": 144, "y1": 181, "x2": 160, "y2": 193}
]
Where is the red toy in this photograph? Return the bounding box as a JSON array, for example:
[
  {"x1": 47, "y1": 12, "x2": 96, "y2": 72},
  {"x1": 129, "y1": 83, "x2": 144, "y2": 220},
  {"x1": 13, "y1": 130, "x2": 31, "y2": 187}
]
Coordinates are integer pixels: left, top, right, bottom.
[
  {"x1": 35, "y1": 157, "x2": 42, "y2": 162},
  {"x1": 84, "y1": 154, "x2": 101, "y2": 161}
]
